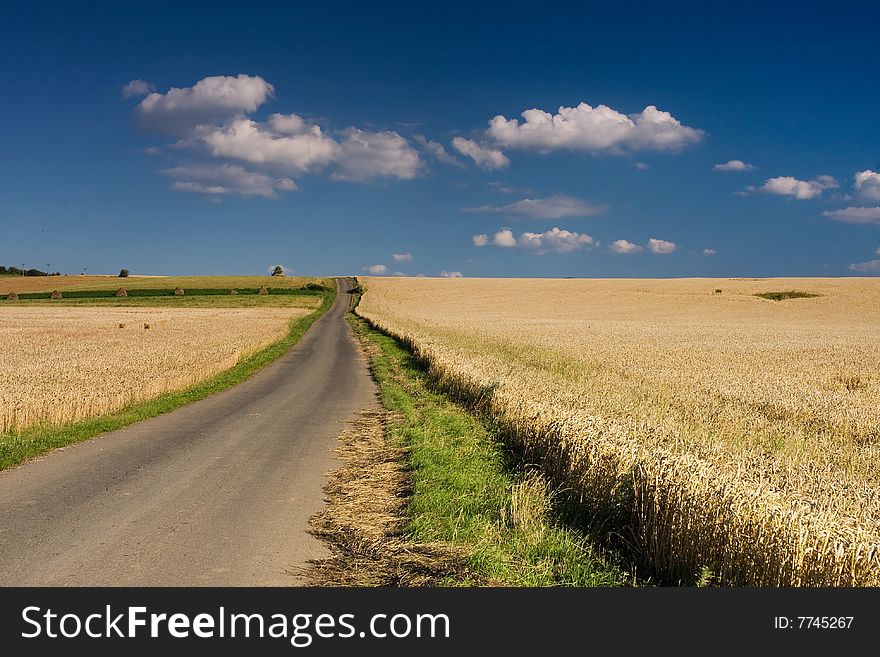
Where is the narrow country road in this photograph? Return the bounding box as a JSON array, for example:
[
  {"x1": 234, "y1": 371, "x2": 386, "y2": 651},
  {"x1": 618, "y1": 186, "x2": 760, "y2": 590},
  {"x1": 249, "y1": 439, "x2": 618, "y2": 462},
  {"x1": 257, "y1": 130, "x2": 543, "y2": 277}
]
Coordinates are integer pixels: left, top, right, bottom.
[{"x1": 0, "y1": 277, "x2": 377, "y2": 585}]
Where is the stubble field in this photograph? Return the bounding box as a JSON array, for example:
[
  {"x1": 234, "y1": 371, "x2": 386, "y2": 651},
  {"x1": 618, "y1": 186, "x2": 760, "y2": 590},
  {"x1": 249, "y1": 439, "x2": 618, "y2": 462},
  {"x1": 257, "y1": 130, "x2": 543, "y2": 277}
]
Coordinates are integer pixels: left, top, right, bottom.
[{"x1": 357, "y1": 276, "x2": 880, "y2": 586}]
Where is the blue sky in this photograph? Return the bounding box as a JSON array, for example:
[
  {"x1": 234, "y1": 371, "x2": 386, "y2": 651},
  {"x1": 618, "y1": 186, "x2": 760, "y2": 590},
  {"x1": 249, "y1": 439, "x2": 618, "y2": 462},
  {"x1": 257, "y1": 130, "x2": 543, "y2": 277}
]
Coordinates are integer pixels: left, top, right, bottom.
[{"x1": 1, "y1": 0, "x2": 879, "y2": 277}]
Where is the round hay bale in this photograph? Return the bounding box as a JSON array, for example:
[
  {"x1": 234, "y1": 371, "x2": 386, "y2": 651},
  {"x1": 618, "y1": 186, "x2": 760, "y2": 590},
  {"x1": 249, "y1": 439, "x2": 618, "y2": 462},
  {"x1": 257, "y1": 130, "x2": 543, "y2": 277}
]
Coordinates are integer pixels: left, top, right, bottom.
[
  {"x1": 115, "y1": 287, "x2": 128, "y2": 297},
  {"x1": 229, "y1": 288, "x2": 239, "y2": 295},
  {"x1": 50, "y1": 290, "x2": 63, "y2": 299},
  {"x1": 6, "y1": 292, "x2": 18, "y2": 301},
  {"x1": 173, "y1": 286, "x2": 185, "y2": 296},
  {"x1": 257, "y1": 285, "x2": 269, "y2": 295}
]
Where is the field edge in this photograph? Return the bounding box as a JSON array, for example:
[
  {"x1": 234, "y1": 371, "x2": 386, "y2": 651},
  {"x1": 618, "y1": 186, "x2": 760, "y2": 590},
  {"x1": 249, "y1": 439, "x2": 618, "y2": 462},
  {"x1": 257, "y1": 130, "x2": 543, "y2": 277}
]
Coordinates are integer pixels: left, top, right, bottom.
[{"x1": 0, "y1": 283, "x2": 336, "y2": 471}]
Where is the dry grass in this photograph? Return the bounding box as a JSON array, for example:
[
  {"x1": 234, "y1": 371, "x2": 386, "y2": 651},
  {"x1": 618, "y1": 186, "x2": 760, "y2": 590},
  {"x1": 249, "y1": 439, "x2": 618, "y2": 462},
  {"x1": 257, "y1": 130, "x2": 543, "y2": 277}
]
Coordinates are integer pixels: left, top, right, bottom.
[
  {"x1": 0, "y1": 306, "x2": 310, "y2": 433},
  {"x1": 305, "y1": 409, "x2": 480, "y2": 586},
  {"x1": 357, "y1": 276, "x2": 880, "y2": 585},
  {"x1": 0, "y1": 275, "x2": 318, "y2": 295}
]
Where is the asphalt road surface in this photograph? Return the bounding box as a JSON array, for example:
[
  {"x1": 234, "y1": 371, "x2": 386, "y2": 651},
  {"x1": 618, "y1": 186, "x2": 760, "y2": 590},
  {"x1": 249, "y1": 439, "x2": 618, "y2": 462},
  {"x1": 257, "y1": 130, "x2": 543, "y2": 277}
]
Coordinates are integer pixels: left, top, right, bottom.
[{"x1": 0, "y1": 277, "x2": 377, "y2": 585}]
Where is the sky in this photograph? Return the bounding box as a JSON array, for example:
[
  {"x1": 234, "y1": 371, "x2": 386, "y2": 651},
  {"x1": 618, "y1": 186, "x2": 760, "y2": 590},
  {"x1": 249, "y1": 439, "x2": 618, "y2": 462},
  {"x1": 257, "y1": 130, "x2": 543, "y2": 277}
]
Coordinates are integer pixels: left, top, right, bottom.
[{"x1": 1, "y1": 0, "x2": 879, "y2": 278}]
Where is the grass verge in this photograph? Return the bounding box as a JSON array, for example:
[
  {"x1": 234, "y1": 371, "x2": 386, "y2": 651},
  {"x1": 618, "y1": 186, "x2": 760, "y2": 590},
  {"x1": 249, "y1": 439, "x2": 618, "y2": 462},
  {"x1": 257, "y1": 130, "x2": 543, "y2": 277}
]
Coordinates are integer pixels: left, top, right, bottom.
[
  {"x1": 347, "y1": 307, "x2": 629, "y2": 586},
  {"x1": 0, "y1": 288, "x2": 335, "y2": 471}
]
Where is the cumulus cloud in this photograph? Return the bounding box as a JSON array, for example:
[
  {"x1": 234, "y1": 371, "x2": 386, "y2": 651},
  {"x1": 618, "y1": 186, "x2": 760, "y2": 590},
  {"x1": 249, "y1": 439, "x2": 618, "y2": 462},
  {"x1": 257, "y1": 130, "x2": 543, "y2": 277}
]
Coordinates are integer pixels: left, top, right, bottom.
[
  {"x1": 392, "y1": 252, "x2": 413, "y2": 262},
  {"x1": 162, "y1": 163, "x2": 297, "y2": 199},
  {"x1": 821, "y1": 207, "x2": 880, "y2": 224},
  {"x1": 855, "y1": 170, "x2": 880, "y2": 201},
  {"x1": 703, "y1": 248, "x2": 717, "y2": 256},
  {"x1": 331, "y1": 128, "x2": 423, "y2": 181},
  {"x1": 414, "y1": 135, "x2": 464, "y2": 168},
  {"x1": 135, "y1": 74, "x2": 274, "y2": 133},
  {"x1": 200, "y1": 117, "x2": 340, "y2": 174},
  {"x1": 634, "y1": 162, "x2": 650, "y2": 170},
  {"x1": 486, "y1": 102, "x2": 703, "y2": 154},
  {"x1": 472, "y1": 227, "x2": 594, "y2": 254},
  {"x1": 610, "y1": 239, "x2": 643, "y2": 254},
  {"x1": 131, "y1": 74, "x2": 427, "y2": 189},
  {"x1": 122, "y1": 79, "x2": 154, "y2": 98},
  {"x1": 713, "y1": 159, "x2": 755, "y2": 172},
  {"x1": 461, "y1": 194, "x2": 606, "y2": 220},
  {"x1": 440, "y1": 271, "x2": 464, "y2": 278},
  {"x1": 848, "y1": 260, "x2": 880, "y2": 273},
  {"x1": 364, "y1": 264, "x2": 388, "y2": 274},
  {"x1": 647, "y1": 238, "x2": 677, "y2": 254},
  {"x1": 752, "y1": 175, "x2": 838, "y2": 200},
  {"x1": 452, "y1": 137, "x2": 509, "y2": 170}
]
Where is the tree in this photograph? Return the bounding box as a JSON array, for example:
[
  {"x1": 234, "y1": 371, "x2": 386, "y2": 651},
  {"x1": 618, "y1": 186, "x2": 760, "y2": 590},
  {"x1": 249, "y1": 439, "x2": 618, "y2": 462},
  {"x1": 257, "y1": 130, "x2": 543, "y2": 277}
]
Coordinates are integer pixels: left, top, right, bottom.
[
  {"x1": 271, "y1": 265, "x2": 284, "y2": 276},
  {"x1": 119, "y1": 269, "x2": 130, "y2": 278}
]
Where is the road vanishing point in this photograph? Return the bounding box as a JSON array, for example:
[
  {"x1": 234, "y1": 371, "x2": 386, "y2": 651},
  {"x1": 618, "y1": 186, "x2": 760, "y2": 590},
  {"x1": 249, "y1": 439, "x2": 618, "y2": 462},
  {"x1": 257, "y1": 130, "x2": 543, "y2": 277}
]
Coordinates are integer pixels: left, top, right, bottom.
[{"x1": 0, "y1": 277, "x2": 377, "y2": 585}]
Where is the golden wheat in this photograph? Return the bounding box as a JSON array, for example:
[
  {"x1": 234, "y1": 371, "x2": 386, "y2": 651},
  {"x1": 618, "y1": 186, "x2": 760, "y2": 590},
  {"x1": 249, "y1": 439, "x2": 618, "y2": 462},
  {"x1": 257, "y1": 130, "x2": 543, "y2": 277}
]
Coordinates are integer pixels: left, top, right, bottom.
[
  {"x1": 0, "y1": 306, "x2": 310, "y2": 433},
  {"x1": 357, "y1": 276, "x2": 880, "y2": 585}
]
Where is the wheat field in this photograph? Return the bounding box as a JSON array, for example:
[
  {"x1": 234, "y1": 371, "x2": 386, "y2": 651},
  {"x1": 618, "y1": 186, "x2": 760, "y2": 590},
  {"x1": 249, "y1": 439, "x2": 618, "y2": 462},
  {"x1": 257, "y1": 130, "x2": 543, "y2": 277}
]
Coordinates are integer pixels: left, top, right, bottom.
[
  {"x1": 0, "y1": 306, "x2": 310, "y2": 433},
  {"x1": 0, "y1": 275, "x2": 318, "y2": 295},
  {"x1": 357, "y1": 276, "x2": 880, "y2": 585}
]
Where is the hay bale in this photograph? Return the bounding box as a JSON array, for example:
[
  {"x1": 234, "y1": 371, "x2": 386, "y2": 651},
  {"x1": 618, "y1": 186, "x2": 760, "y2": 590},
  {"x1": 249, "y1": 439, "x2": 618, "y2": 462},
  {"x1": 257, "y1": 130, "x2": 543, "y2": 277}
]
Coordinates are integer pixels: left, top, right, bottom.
[
  {"x1": 257, "y1": 285, "x2": 269, "y2": 295},
  {"x1": 229, "y1": 288, "x2": 239, "y2": 295},
  {"x1": 6, "y1": 292, "x2": 18, "y2": 301},
  {"x1": 50, "y1": 290, "x2": 63, "y2": 299},
  {"x1": 173, "y1": 286, "x2": 185, "y2": 296},
  {"x1": 115, "y1": 287, "x2": 128, "y2": 297}
]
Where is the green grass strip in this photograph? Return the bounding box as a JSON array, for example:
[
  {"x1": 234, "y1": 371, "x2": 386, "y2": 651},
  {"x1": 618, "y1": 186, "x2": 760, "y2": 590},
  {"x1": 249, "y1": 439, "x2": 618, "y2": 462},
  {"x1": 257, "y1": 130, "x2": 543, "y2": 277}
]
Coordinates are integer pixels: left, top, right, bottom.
[
  {"x1": 349, "y1": 312, "x2": 629, "y2": 586},
  {"x1": 0, "y1": 288, "x2": 335, "y2": 471}
]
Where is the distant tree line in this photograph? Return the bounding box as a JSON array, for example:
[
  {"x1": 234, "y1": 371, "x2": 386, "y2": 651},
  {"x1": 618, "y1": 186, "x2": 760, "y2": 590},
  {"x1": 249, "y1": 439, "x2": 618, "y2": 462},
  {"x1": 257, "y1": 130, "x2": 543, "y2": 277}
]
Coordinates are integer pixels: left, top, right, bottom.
[{"x1": 0, "y1": 265, "x2": 61, "y2": 276}]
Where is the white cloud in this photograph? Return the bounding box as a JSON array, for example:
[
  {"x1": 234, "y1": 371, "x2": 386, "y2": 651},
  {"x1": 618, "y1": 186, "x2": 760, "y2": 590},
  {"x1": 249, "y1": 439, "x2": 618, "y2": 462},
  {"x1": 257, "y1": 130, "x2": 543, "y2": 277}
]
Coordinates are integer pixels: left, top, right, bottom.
[
  {"x1": 452, "y1": 137, "x2": 509, "y2": 170},
  {"x1": 461, "y1": 194, "x2": 606, "y2": 219},
  {"x1": 848, "y1": 260, "x2": 880, "y2": 273},
  {"x1": 713, "y1": 159, "x2": 755, "y2": 172},
  {"x1": 473, "y1": 227, "x2": 594, "y2": 254},
  {"x1": 634, "y1": 162, "x2": 650, "y2": 170},
  {"x1": 855, "y1": 170, "x2": 880, "y2": 201},
  {"x1": 136, "y1": 75, "x2": 274, "y2": 133},
  {"x1": 122, "y1": 79, "x2": 154, "y2": 98},
  {"x1": 143, "y1": 146, "x2": 161, "y2": 155},
  {"x1": 392, "y1": 252, "x2": 413, "y2": 262},
  {"x1": 703, "y1": 248, "x2": 717, "y2": 256},
  {"x1": 486, "y1": 102, "x2": 703, "y2": 154},
  {"x1": 440, "y1": 271, "x2": 464, "y2": 278},
  {"x1": 610, "y1": 239, "x2": 643, "y2": 254},
  {"x1": 200, "y1": 119, "x2": 420, "y2": 181},
  {"x1": 414, "y1": 135, "x2": 464, "y2": 168},
  {"x1": 331, "y1": 128, "x2": 423, "y2": 181},
  {"x1": 877, "y1": 246, "x2": 880, "y2": 256},
  {"x1": 647, "y1": 238, "x2": 677, "y2": 254},
  {"x1": 754, "y1": 175, "x2": 838, "y2": 200},
  {"x1": 162, "y1": 163, "x2": 297, "y2": 199},
  {"x1": 822, "y1": 207, "x2": 880, "y2": 224},
  {"x1": 200, "y1": 118, "x2": 340, "y2": 174},
  {"x1": 487, "y1": 181, "x2": 534, "y2": 195},
  {"x1": 364, "y1": 264, "x2": 388, "y2": 274}
]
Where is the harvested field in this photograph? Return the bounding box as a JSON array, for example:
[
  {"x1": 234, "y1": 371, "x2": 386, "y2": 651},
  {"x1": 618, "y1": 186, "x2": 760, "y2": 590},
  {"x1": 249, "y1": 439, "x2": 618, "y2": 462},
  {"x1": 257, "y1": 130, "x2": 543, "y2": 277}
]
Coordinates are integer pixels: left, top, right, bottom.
[
  {"x1": 0, "y1": 275, "x2": 320, "y2": 295},
  {"x1": 357, "y1": 277, "x2": 880, "y2": 586},
  {"x1": 0, "y1": 306, "x2": 310, "y2": 433}
]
